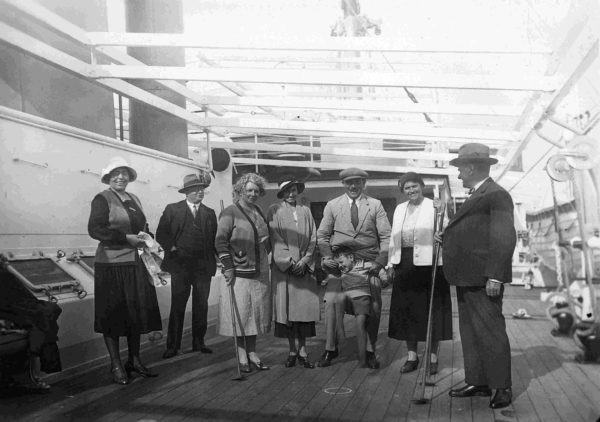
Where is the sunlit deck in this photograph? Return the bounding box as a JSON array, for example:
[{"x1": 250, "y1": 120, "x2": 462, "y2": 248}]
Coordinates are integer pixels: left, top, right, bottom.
[{"x1": 2, "y1": 286, "x2": 600, "y2": 422}]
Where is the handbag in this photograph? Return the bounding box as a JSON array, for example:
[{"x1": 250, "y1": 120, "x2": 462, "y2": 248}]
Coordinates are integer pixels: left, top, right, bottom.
[{"x1": 137, "y1": 232, "x2": 170, "y2": 287}]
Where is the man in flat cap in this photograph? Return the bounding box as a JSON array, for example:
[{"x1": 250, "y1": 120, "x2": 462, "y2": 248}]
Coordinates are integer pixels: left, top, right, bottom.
[
  {"x1": 316, "y1": 167, "x2": 391, "y2": 368},
  {"x1": 157, "y1": 172, "x2": 218, "y2": 359},
  {"x1": 439, "y1": 143, "x2": 516, "y2": 409}
]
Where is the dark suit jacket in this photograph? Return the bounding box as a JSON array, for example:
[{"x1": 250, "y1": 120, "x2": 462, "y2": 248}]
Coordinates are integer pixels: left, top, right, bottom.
[
  {"x1": 156, "y1": 200, "x2": 218, "y2": 275},
  {"x1": 442, "y1": 178, "x2": 516, "y2": 286}
]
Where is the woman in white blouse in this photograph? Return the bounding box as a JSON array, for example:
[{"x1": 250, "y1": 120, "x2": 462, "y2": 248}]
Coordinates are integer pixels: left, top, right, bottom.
[{"x1": 387, "y1": 172, "x2": 452, "y2": 374}]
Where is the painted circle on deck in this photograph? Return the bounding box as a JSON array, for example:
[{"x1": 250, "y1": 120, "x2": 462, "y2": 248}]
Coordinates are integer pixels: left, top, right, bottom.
[{"x1": 323, "y1": 387, "x2": 353, "y2": 395}]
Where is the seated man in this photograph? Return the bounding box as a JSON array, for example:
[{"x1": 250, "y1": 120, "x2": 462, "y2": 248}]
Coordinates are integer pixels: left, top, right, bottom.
[
  {"x1": 316, "y1": 167, "x2": 391, "y2": 369},
  {"x1": 333, "y1": 246, "x2": 378, "y2": 369},
  {"x1": 0, "y1": 267, "x2": 62, "y2": 393}
]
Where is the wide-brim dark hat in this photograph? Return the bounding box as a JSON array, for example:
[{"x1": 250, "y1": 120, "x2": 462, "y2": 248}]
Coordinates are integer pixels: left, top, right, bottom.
[
  {"x1": 276, "y1": 178, "x2": 305, "y2": 198},
  {"x1": 449, "y1": 143, "x2": 498, "y2": 166},
  {"x1": 178, "y1": 171, "x2": 211, "y2": 193}
]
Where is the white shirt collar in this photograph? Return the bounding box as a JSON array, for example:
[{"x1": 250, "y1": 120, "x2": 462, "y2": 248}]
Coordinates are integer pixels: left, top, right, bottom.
[
  {"x1": 346, "y1": 194, "x2": 363, "y2": 205},
  {"x1": 186, "y1": 200, "x2": 200, "y2": 212},
  {"x1": 470, "y1": 177, "x2": 490, "y2": 194}
]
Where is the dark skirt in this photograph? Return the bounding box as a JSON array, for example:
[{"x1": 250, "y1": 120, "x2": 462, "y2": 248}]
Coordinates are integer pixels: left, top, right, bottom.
[
  {"x1": 94, "y1": 258, "x2": 162, "y2": 336},
  {"x1": 388, "y1": 248, "x2": 452, "y2": 342},
  {"x1": 274, "y1": 321, "x2": 316, "y2": 339}
]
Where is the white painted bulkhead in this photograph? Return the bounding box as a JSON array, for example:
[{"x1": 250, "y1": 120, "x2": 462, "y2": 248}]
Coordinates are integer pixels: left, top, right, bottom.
[{"x1": 0, "y1": 106, "x2": 231, "y2": 375}]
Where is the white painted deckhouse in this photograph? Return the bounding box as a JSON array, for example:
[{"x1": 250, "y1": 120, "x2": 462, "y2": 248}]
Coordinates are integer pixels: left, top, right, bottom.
[{"x1": 1, "y1": 1, "x2": 600, "y2": 421}]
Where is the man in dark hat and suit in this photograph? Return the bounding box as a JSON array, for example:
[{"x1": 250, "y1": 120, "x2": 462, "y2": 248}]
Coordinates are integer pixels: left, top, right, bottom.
[
  {"x1": 440, "y1": 143, "x2": 516, "y2": 409},
  {"x1": 157, "y1": 172, "x2": 218, "y2": 358},
  {"x1": 316, "y1": 167, "x2": 391, "y2": 368}
]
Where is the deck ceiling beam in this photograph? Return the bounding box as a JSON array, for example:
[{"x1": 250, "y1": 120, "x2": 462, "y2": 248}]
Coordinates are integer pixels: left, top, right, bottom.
[
  {"x1": 86, "y1": 32, "x2": 553, "y2": 55},
  {"x1": 188, "y1": 53, "x2": 541, "y2": 67},
  {"x1": 496, "y1": 39, "x2": 599, "y2": 181},
  {"x1": 197, "y1": 140, "x2": 463, "y2": 162},
  {"x1": 92, "y1": 65, "x2": 557, "y2": 92},
  {"x1": 196, "y1": 117, "x2": 518, "y2": 141},
  {"x1": 192, "y1": 95, "x2": 523, "y2": 117},
  {"x1": 231, "y1": 157, "x2": 452, "y2": 176},
  {"x1": 0, "y1": 22, "x2": 214, "y2": 132},
  {"x1": 201, "y1": 128, "x2": 510, "y2": 146},
  {"x1": 2, "y1": 0, "x2": 228, "y2": 120}
]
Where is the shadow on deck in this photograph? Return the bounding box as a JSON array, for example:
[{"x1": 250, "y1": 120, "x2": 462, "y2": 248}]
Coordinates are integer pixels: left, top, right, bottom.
[{"x1": 1, "y1": 286, "x2": 600, "y2": 422}]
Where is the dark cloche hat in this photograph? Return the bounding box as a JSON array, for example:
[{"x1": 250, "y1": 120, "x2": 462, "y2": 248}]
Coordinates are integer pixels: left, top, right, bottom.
[
  {"x1": 339, "y1": 167, "x2": 369, "y2": 182},
  {"x1": 179, "y1": 171, "x2": 212, "y2": 193},
  {"x1": 276, "y1": 176, "x2": 305, "y2": 199},
  {"x1": 449, "y1": 143, "x2": 498, "y2": 166}
]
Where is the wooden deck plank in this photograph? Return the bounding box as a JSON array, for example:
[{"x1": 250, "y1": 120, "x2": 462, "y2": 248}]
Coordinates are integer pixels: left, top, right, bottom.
[
  {"x1": 172, "y1": 346, "x2": 285, "y2": 421},
  {"x1": 520, "y1": 308, "x2": 600, "y2": 422},
  {"x1": 290, "y1": 361, "x2": 357, "y2": 420},
  {"x1": 381, "y1": 342, "x2": 422, "y2": 421},
  {"x1": 522, "y1": 321, "x2": 592, "y2": 422},
  {"x1": 446, "y1": 290, "x2": 473, "y2": 422},
  {"x1": 116, "y1": 354, "x2": 232, "y2": 422},
  {"x1": 316, "y1": 362, "x2": 371, "y2": 420},
  {"x1": 505, "y1": 292, "x2": 580, "y2": 422},
  {"x1": 245, "y1": 361, "x2": 323, "y2": 422},
  {"x1": 505, "y1": 321, "x2": 553, "y2": 422},
  {"x1": 509, "y1": 307, "x2": 587, "y2": 422},
  {"x1": 427, "y1": 339, "x2": 458, "y2": 422},
  {"x1": 4, "y1": 287, "x2": 600, "y2": 422},
  {"x1": 220, "y1": 353, "x2": 314, "y2": 421},
  {"x1": 352, "y1": 336, "x2": 403, "y2": 422}
]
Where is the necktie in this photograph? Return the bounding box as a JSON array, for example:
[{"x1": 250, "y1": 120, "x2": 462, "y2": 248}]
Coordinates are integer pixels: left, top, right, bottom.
[
  {"x1": 193, "y1": 205, "x2": 198, "y2": 217},
  {"x1": 351, "y1": 199, "x2": 359, "y2": 229}
]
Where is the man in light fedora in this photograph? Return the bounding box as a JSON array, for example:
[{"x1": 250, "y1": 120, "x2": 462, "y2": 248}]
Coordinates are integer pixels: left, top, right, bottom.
[
  {"x1": 439, "y1": 143, "x2": 516, "y2": 409},
  {"x1": 316, "y1": 167, "x2": 391, "y2": 368},
  {"x1": 157, "y1": 172, "x2": 218, "y2": 359}
]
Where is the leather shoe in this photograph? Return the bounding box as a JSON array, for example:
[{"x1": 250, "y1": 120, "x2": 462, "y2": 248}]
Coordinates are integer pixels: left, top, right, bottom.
[
  {"x1": 297, "y1": 355, "x2": 315, "y2": 369},
  {"x1": 366, "y1": 351, "x2": 380, "y2": 369},
  {"x1": 489, "y1": 388, "x2": 512, "y2": 409},
  {"x1": 249, "y1": 360, "x2": 270, "y2": 371},
  {"x1": 400, "y1": 358, "x2": 418, "y2": 373},
  {"x1": 125, "y1": 360, "x2": 158, "y2": 378},
  {"x1": 22, "y1": 379, "x2": 51, "y2": 393},
  {"x1": 429, "y1": 362, "x2": 438, "y2": 375},
  {"x1": 162, "y1": 349, "x2": 178, "y2": 359},
  {"x1": 285, "y1": 354, "x2": 297, "y2": 368},
  {"x1": 317, "y1": 349, "x2": 338, "y2": 367},
  {"x1": 111, "y1": 366, "x2": 129, "y2": 385},
  {"x1": 239, "y1": 363, "x2": 252, "y2": 373},
  {"x1": 449, "y1": 384, "x2": 492, "y2": 398},
  {"x1": 193, "y1": 345, "x2": 213, "y2": 354}
]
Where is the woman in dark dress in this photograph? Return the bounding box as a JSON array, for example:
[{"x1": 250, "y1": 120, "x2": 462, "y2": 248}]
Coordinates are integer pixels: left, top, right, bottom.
[
  {"x1": 387, "y1": 172, "x2": 452, "y2": 374},
  {"x1": 88, "y1": 157, "x2": 162, "y2": 385}
]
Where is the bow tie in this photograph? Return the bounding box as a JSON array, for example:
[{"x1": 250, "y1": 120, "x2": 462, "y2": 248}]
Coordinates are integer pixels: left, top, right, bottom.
[{"x1": 468, "y1": 188, "x2": 475, "y2": 195}]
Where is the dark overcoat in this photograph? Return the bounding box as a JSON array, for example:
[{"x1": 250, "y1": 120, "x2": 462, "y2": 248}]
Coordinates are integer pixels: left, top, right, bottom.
[
  {"x1": 443, "y1": 178, "x2": 516, "y2": 286},
  {"x1": 442, "y1": 177, "x2": 516, "y2": 389}
]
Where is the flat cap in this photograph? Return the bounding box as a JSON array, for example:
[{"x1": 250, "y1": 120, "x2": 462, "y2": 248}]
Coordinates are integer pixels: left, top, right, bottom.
[{"x1": 339, "y1": 167, "x2": 369, "y2": 181}]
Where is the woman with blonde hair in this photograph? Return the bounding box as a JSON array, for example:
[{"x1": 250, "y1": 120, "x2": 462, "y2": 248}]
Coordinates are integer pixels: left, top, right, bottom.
[{"x1": 216, "y1": 173, "x2": 272, "y2": 372}]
